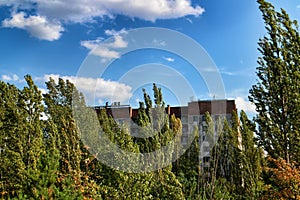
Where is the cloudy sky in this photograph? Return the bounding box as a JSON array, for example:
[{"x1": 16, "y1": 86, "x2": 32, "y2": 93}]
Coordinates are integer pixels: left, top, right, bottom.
[{"x1": 0, "y1": 0, "x2": 299, "y2": 114}]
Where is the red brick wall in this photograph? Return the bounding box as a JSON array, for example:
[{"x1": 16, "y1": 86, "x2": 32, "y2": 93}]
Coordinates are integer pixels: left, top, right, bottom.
[{"x1": 188, "y1": 100, "x2": 236, "y2": 115}]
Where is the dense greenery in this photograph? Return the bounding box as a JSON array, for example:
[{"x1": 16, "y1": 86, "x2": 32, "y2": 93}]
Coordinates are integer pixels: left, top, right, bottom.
[
  {"x1": 0, "y1": 0, "x2": 300, "y2": 199},
  {"x1": 0, "y1": 76, "x2": 263, "y2": 199},
  {"x1": 248, "y1": 0, "x2": 300, "y2": 199},
  {"x1": 249, "y1": 0, "x2": 300, "y2": 164}
]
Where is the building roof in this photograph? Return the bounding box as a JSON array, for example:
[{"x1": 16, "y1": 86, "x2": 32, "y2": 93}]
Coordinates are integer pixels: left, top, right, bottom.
[{"x1": 95, "y1": 100, "x2": 236, "y2": 119}]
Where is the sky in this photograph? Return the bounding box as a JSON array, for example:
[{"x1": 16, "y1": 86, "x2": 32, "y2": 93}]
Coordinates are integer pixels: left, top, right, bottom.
[{"x1": 0, "y1": 0, "x2": 300, "y2": 115}]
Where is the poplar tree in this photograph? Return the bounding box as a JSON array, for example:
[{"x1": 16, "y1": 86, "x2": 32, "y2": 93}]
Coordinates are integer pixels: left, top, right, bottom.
[
  {"x1": 0, "y1": 81, "x2": 26, "y2": 197},
  {"x1": 172, "y1": 125, "x2": 200, "y2": 199},
  {"x1": 239, "y1": 110, "x2": 264, "y2": 199},
  {"x1": 249, "y1": 0, "x2": 300, "y2": 163},
  {"x1": 20, "y1": 75, "x2": 47, "y2": 198},
  {"x1": 43, "y1": 78, "x2": 101, "y2": 199},
  {"x1": 44, "y1": 78, "x2": 82, "y2": 175},
  {"x1": 135, "y1": 84, "x2": 184, "y2": 199},
  {"x1": 0, "y1": 76, "x2": 52, "y2": 198},
  {"x1": 203, "y1": 112, "x2": 239, "y2": 199}
]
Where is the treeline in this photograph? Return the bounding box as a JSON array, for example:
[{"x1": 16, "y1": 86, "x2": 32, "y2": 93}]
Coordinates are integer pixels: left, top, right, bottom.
[{"x1": 0, "y1": 76, "x2": 263, "y2": 199}]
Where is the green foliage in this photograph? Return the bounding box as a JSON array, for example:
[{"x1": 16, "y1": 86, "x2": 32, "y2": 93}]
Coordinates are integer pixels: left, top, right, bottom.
[
  {"x1": 43, "y1": 78, "x2": 82, "y2": 175},
  {"x1": 199, "y1": 178, "x2": 238, "y2": 200},
  {"x1": 0, "y1": 76, "x2": 103, "y2": 199},
  {"x1": 249, "y1": 0, "x2": 300, "y2": 164},
  {"x1": 203, "y1": 110, "x2": 264, "y2": 200},
  {"x1": 173, "y1": 126, "x2": 200, "y2": 199},
  {"x1": 135, "y1": 84, "x2": 185, "y2": 199},
  {"x1": 0, "y1": 76, "x2": 47, "y2": 198},
  {"x1": 203, "y1": 112, "x2": 241, "y2": 199},
  {"x1": 249, "y1": 0, "x2": 300, "y2": 198},
  {"x1": 239, "y1": 110, "x2": 264, "y2": 199},
  {"x1": 0, "y1": 81, "x2": 26, "y2": 197},
  {"x1": 0, "y1": 73, "x2": 283, "y2": 199}
]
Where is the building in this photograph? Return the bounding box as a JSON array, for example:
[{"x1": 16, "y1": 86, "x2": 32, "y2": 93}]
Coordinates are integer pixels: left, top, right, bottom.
[{"x1": 94, "y1": 100, "x2": 237, "y2": 174}]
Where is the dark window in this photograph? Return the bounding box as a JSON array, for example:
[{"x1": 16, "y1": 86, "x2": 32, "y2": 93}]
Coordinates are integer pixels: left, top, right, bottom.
[{"x1": 203, "y1": 157, "x2": 210, "y2": 163}]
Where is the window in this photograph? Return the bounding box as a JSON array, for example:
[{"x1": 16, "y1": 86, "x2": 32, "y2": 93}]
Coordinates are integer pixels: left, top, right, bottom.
[
  {"x1": 203, "y1": 157, "x2": 210, "y2": 163},
  {"x1": 215, "y1": 124, "x2": 218, "y2": 132},
  {"x1": 203, "y1": 125, "x2": 208, "y2": 132},
  {"x1": 181, "y1": 116, "x2": 188, "y2": 124},
  {"x1": 181, "y1": 136, "x2": 188, "y2": 144},
  {"x1": 182, "y1": 126, "x2": 188, "y2": 134},
  {"x1": 203, "y1": 146, "x2": 210, "y2": 152},
  {"x1": 193, "y1": 116, "x2": 198, "y2": 122}
]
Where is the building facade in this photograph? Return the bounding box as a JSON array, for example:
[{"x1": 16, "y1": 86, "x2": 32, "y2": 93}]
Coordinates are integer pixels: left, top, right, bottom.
[{"x1": 95, "y1": 100, "x2": 237, "y2": 174}]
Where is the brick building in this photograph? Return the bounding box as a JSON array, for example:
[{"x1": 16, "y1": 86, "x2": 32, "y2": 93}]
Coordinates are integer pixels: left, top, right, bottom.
[{"x1": 95, "y1": 100, "x2": 237, "y2": 174}]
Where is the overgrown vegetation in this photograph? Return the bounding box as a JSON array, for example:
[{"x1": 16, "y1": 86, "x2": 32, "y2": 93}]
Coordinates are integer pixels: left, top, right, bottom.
[{"x1": 0, "y1": 76, "x2": 262, "y2": 199}]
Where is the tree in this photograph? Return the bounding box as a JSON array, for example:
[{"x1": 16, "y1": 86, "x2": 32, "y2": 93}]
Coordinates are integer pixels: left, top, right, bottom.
[
  {"x1": 0, "y1": 76, "x2": 69, "y2": 199},
  {"x1": 249, "y1": 0, "x2": 300, "y2": 163},
  {"x1": 207, "y1": 112, "x2": 241, "y2": 199},
  {"x1": 261, "y1": 157, "x2": 300, "y2": 200},
  {"x1": 43, "y1": 77, "x2": 101, "y2": 199},
  {"x1": 239, "y1": 110, "x2": 264, "y2": 199},
  {"x1": 173, "y1": 125, "x2": 200, "y2": 199},
  {"x1": 0, "y1": 76, "x2": 49, "y2": 198},
  {"x1": 0, "y1": 80, "x2": 27, "y2": 197},
  {"x1": 44, "y1": 78, "x2": 82, "y2": 176},
  {"x1": 135, "y1": 84, "x2": 185, "y2": 199}
]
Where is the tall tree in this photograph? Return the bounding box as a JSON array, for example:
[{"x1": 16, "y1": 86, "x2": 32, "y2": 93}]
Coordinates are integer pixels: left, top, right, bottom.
[
  {"x1": 0, "y1": 76, "x2": 59, "y2": 199},
  {"x1": 43, "y1": 77, "x2": 101, "y2": 199},
  {"x1": 239, "y1": 110, "x2": 264, "y2": 199},
  {"x1": 172, "y1": 125, "x2": 200, "y2": 199},
  {"x1": 206, "y1": 112, "x2": 241, "y2": 199},
  {"x1": 135, "y1": 84, "x2": 184, "y2": 199},
  {"x1": 19, "y1": 75, "x2": 47, "y2": 198},
  {"x1": 44, "y1": 78, "x2": 82, "y2": 175},
  {"x1": 249, "y1": 0, "x2": 300, "y2": 163},
  {"x1": 0, "y1": 81, "x2": 27, "y2": 197}
]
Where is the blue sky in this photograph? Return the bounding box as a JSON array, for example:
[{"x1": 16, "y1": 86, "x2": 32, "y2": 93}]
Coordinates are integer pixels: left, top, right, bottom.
[{"x1": 0, "y1": 0, "x2": 299, "y2": 114}]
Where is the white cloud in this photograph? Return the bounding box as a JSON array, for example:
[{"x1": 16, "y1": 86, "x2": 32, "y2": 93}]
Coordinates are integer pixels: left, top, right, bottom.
[
  {"x1": 81, "y1": 35, "x2": 128, "y2": 59},
  {"x1": 1, "y1": 0, "x2": 204, "y2": 40},
  {"x1": 235, "y1": 97, "x2": 256, "y2": 113},
  {"x1": 38, "y1": 87, "x2": 47, "y2": 94},
  {"x1": 2, "y1": 12, "x2": 64, "y2": 41},
  {"x1": 1, "y1": 74, "x2": 20, "y2": 82},
  {"x1": 103, "y1": 0, "x2": 205, "y2": 22},
  {"x1": 35, "y1": 0, "x2": 204, "y2": 22},
  {"x1": 107, "y1": 35, "x2": 128, "y2": 48},
  {"x1": 41, "y1": 74, "x2": 132, "y2": 105},
  {"x1": 105, "y1": 28, "x2": 128, "y2": 36},
  {"x1": 81, "y1": 39, "x2": 120, "y2": 59},
  {"x1": 163, "y1": 57, "x2": 175, "y2": 62}
]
